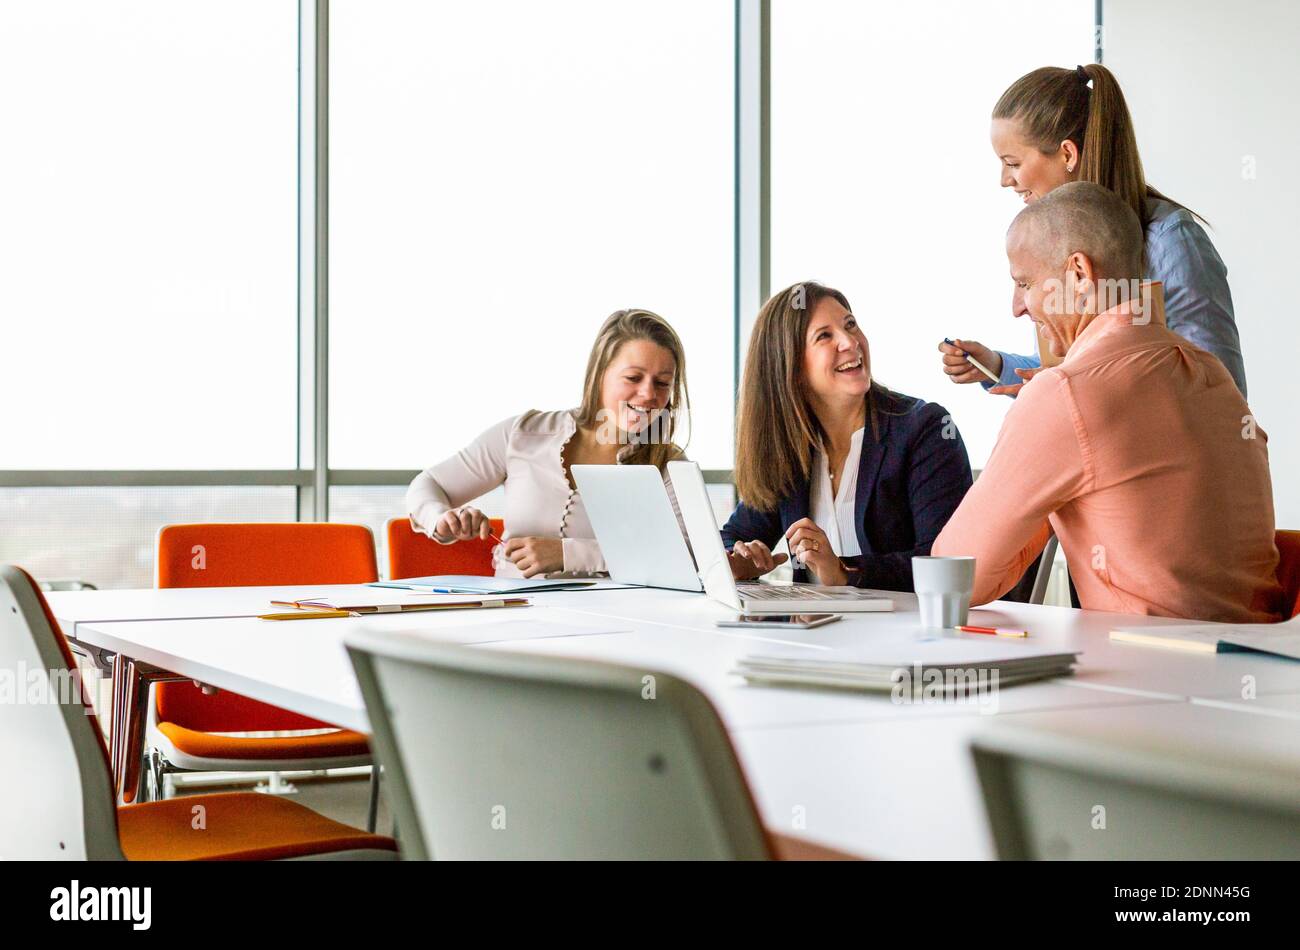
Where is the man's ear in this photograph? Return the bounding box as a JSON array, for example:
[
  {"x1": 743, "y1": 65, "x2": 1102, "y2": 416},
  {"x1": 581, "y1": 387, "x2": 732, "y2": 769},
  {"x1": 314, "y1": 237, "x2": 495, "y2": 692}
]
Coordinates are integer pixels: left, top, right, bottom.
[
  {"x1": 1068, "y1": 251, "x2": 1096, "y2": 283},
  {"x1": 1067, "y1": 251, "x2": 1097, "y2": 314}
]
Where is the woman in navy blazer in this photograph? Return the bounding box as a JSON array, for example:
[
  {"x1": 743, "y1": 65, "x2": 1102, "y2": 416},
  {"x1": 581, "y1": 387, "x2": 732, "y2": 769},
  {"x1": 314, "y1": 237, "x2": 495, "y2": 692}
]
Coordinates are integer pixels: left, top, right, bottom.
[{"x1": 723, "y1": 281, "x2": 973, "y2": 593}]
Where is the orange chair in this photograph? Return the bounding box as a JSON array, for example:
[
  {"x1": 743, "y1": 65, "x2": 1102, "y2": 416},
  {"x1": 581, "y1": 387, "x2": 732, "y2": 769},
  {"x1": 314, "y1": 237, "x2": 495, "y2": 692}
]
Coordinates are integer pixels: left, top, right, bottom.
[
  {"x1": 1275, "y1": 530, "x2": 1300, "y2": 619},
  {"x1": 0, "y1": 564, "x2": 397, "y2": 860},
  {"x1": 387, "y1": 516, "x2": 503, "y2": 579},
  {"x1": 146, "y1": 524, "x2": 378, "y2": 822},
  {"x1": 156, "y1": 522, "x2": 378, "y2": 588}
]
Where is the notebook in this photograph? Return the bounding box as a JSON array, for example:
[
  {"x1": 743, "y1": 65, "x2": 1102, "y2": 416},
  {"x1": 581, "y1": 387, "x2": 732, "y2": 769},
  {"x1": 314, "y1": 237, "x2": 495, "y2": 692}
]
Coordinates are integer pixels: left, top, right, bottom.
[
  {"x1": 1110, "y1": 614, "x2": 1300, "y2": 661},
  {"x1": 734, "y1": 634, "x2": 1079, "y2": 694},
  {"x1": 269, "y1": 592, "x2": 529, "y2": 615},
  {"x1": 370, "y1": 576, "x2": 629, "y2": 595}
]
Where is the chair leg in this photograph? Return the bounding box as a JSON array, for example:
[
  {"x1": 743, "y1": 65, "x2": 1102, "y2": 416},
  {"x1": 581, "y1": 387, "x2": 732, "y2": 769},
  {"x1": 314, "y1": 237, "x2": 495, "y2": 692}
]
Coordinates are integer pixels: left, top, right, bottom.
[
  {"x1": 1029, "y1": 533, "x2": 1059, "y2": 605},
  {"x1": 139, "y1": 749, "x2": 153, "y2": 803},
  {"x1": 256, "y1": 771, "x2": 300, "y2": 795},
  {"x1": 366, "y1": 764, "x2": 381, "y2": 833},
  {"x1": 148, "y1": 749, "x2": 168, "y2": 802}
]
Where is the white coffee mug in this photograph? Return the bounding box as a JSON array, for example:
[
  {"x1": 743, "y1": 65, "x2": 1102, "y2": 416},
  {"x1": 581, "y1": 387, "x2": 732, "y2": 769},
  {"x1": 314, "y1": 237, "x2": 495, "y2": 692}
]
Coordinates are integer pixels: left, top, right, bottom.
[{"x1": 912, "y1": 556, "x2": 976, "y2": 629}]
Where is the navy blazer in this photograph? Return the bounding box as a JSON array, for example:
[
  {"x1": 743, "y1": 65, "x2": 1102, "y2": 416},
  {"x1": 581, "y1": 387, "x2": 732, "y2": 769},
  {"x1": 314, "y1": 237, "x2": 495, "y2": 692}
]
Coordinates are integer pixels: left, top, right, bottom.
[{"x1": 721, "y1": 390, "x2": 973, "y2": 593}]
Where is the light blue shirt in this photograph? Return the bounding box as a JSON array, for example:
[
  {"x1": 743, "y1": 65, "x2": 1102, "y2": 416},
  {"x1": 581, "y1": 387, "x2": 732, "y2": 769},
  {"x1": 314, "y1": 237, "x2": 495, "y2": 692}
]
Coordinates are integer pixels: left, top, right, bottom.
[{"x1": 990, "y1": 196, "x2": 1248, "y2": 397}]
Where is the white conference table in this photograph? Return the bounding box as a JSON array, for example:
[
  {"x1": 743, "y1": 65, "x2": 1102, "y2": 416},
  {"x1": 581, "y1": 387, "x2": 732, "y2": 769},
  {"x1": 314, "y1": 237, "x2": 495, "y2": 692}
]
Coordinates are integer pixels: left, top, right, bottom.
[{"x1": 48, "y1": 585, "x2": 1300, "y2": 859}]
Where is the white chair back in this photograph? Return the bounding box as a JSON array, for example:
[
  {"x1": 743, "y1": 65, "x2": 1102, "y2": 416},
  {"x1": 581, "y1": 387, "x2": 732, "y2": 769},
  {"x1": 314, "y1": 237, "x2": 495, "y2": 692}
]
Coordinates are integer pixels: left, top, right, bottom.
[
  {"x1": 973, "y1": 711, "x2": 1300, "y2": 859},
  {"x1": 0, "y1": 565, "x2": 122, "y2": 860},
  {"x1": 346, "y1": 629, "x2": 771, "y2": 860}
]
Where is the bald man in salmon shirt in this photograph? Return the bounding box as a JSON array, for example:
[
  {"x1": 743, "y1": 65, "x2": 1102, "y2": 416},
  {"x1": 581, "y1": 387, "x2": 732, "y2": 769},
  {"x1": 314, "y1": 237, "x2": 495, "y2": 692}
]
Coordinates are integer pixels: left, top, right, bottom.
[{"x1": 933, "y1": 181, "x2": 1282, "y2": 622}]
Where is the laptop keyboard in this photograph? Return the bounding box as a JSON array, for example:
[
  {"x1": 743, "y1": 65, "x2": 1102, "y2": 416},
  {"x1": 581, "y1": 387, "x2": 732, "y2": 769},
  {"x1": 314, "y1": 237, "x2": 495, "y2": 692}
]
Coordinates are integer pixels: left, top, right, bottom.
[{"x1": 737, "y1": 584, "x2": 861, "y2": 601}]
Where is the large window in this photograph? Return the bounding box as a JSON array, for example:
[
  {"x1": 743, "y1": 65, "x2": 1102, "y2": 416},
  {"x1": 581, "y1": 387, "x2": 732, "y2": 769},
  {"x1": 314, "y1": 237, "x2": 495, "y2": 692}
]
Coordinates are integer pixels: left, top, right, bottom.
[
  {"x1": 0, "y1": 0, "x2": 298, "y2": 470},
  {"x1": 329, "y1": 0, "x2": 736, "y2": 471},
  {"x1": 0, "y1": 1, "x2": 298, "y2": 588},
  {"x1": 770, "y1": 0, "x2": 1095, "y2": 465},
  {"x1": 0, "y1": 488, "x2": 296, "y2": 589}
]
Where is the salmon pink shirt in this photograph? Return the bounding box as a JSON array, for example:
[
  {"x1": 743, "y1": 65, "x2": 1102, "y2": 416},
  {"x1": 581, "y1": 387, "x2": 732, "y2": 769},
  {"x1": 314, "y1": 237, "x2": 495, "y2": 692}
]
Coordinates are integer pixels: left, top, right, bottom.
[{"x1": 933, "y1": 302, "x2": 1282, "y2": 622}]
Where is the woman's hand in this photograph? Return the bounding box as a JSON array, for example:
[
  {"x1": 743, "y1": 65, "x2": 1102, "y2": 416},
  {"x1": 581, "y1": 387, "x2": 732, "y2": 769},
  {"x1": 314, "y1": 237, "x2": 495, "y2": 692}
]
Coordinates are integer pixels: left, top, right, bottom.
[
  {"x1": 784, "y1": 518, "x2": 848, "y2": 587},
  {"x1": 729, "y1": 540, "x2": 789, "y2": 580},
  {"x1": 433, "y1": 506, "x2": 492, "y2": 542},
  {"x1": 938, "y1": 338, "x2": 1003, "y2": 385},
  {"x1": 503, "y1": 537, "x2": 564, "y2": 578},
  {"x1": 988, "y1": 365, "x2": 1042, "y2": 397}
]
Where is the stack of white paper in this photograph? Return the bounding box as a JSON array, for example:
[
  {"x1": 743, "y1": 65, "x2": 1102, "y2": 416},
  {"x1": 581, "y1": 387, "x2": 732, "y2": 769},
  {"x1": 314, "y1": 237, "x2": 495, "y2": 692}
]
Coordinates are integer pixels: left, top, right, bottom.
[{"x1": 735, "y1": 633, "x2": 1078, "y2": 694}]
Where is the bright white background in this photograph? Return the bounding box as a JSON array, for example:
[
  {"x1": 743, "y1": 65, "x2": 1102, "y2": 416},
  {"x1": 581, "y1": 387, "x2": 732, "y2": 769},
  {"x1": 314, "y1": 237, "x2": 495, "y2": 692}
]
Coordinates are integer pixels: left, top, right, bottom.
[
  {"x1": 770, "y1": 0, "x2": 1095, "y2": 467},
  {"x1": 329, "y1": 0, "x2": 735, "y2": 470},
  {"x1": 0, "y1": 0, "x2": 298, "y2": 469}
]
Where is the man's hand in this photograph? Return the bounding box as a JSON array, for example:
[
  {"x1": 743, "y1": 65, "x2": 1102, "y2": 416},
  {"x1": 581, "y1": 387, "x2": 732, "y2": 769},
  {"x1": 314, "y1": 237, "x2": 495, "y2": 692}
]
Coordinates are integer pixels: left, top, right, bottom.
[
  {"x1": 938, "y1": 338, "x2": 1003, "y2": 385},
  {"x1": 503, "y1": 537, "x2": 564, "y2": 578},
  {"x1": 729, "y1": 539, "x2": 789, "y2": 579},
  {"x1": 784, "y1": 518, "x2": 848, "y2": 586},
  {"x1": 989, "y1": 366, "x2": 1043, "y2": 397}
]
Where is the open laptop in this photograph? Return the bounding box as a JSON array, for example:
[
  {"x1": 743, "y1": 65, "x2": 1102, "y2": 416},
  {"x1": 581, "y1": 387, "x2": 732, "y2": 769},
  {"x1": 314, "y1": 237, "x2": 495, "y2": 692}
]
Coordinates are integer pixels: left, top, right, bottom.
[
  {"x1": 578, "y1": 461, "x2": 891, "y2": 613},
  {"x1": 572, "y1": 464, "x2": 703, "y2": 592},
  {"x1": 666, "y1": 461, "x2": 891, "y2": 614}
]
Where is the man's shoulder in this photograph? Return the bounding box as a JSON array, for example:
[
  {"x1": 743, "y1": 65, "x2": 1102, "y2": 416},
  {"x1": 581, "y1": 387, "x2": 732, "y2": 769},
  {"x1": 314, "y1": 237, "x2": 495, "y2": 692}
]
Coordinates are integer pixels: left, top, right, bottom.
[
  {"x1": 1052, "y1": 321, "x2": 1237, "y2": 407},
  {"x1": 1059, "y1": 322, "x2": 1184, "y2": 374},
  {"x1": 1007, "y1": 364, "x2": 1072, "y2": 414}
]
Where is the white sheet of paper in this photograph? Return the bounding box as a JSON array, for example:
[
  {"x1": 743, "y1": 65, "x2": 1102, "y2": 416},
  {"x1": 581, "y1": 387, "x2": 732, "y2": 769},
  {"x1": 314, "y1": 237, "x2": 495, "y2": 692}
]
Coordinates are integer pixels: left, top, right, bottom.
[
  {"x1": 391, "y1": 619, "x2": 630, "y2": 646},
  {"x1": 1112, "y1": 613, "x2": 1300, "y2": 661}
]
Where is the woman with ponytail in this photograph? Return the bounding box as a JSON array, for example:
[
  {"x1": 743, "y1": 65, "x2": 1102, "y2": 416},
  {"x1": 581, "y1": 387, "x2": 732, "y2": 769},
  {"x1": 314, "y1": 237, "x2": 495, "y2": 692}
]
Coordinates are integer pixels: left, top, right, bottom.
[{"x1": 939, "y1": 63, "x2": 1247, "y2": 397}]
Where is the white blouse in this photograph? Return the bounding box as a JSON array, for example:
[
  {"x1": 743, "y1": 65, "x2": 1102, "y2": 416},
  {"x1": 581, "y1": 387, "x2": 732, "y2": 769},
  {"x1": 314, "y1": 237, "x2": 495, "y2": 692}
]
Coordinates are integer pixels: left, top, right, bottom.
[
  {"x1": 807, "y1": 427, "x2": 864, "y2": 558},
  {"x1": 406, "y1": 408, "x2": 683, "y2": 578}
]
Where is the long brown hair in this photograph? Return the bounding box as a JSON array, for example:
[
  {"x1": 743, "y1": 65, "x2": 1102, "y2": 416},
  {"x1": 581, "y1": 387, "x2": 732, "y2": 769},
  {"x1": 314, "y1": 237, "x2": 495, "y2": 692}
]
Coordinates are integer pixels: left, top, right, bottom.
[
  {"x1": 993, "y1": 63, "x2": 1196, "y2": 231},
  {"x1": 734, "y1": 281, "x2": 889, "y2": 512},
  {"x1": 574, "y1": 309, "x2": 690, "y2": 471}
]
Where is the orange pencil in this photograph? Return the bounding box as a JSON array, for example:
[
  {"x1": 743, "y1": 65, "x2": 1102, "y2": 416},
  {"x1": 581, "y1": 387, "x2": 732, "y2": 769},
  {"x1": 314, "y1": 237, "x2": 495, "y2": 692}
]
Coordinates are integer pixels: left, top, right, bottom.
[{"x1": 956, "y1": 624, "x2": 1028, "y2": 638}]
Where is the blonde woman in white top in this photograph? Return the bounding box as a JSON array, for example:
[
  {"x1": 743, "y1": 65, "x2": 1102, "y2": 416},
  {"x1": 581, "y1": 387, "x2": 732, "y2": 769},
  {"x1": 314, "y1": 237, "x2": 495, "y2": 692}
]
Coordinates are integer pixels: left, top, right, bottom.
[{"x1": 406, "y1": 310, "x2": 690, "y2": 578}]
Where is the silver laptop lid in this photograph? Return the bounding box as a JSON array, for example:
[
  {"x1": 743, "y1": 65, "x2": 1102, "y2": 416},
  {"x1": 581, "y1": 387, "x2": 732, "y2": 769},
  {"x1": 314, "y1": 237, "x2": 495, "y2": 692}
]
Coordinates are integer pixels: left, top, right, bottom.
[
  {"x1": 666, "y1": 460, "x2": 744, "y2": 610},
  {"x1": 571, "y1": 464, "x2": 702, "y2": 592}
]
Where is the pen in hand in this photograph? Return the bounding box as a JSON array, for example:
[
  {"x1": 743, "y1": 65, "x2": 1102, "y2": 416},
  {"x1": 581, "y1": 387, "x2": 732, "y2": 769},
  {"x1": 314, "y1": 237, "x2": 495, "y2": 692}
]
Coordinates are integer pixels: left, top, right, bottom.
[{"x1": 943, "y1": 338, "x2": 1000, "y2": 384}]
